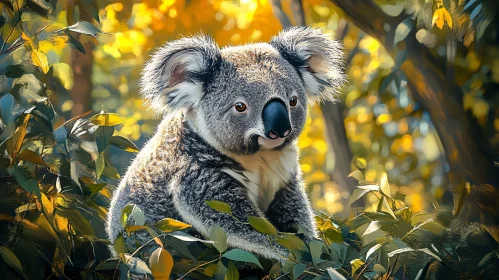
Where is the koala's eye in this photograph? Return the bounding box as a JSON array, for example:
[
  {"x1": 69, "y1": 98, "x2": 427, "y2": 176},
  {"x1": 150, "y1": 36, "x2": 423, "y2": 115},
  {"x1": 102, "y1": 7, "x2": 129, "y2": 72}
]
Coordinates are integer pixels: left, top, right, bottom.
[
  {"x1": 234, "y1": 102, "x2": 247, "y2": 112},
  {"x1": 289, "y1": 96, "x2": 298, "y2": 107}
]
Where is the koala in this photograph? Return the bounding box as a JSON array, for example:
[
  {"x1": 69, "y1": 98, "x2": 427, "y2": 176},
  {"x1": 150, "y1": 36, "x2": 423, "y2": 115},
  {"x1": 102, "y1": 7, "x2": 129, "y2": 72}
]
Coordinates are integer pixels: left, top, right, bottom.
[{"x1": 106, "y1": 27, "x2": 345, "y2": 261}]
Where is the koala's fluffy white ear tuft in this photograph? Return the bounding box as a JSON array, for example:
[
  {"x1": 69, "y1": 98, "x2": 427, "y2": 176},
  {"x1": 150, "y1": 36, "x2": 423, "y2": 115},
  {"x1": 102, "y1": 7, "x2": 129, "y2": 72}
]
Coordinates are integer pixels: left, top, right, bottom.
[
  {"x1": 140, "y1": 35, "x2": 222, "y2": 114},
  {"x1": 270, "y1": 27, "x2": 346, "y2": 103}
]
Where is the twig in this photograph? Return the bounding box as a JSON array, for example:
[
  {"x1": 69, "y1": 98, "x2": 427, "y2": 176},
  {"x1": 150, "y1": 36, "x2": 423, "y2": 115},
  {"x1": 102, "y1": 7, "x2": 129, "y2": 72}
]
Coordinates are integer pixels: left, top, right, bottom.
[
  {"x1": 177, "y1": 258, "x2": 220, "y2": 280},
  {"x1": 22, "y1": 237, "x2": 72, "y2": 280},
  {"x1": 354, "y1": 255, "x2": 377, "y2": 280},
  {"x1": 270, "y1": 0, "x2": 292, "y2": 28}
]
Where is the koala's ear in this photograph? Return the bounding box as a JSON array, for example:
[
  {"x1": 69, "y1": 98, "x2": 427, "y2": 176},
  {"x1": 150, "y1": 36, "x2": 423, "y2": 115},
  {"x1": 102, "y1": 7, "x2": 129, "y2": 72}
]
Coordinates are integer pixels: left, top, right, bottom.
[
  {"x1": 140, "y1": 35, "x2": 222, "y2": 114},
  {"x1": 270, "y1": 27, "x2": 346, "y2": 103}
]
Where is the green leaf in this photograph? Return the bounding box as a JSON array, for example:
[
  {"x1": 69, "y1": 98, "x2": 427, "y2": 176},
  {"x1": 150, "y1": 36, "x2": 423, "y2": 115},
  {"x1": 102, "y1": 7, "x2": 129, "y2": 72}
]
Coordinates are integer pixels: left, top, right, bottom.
[
  {"x1": 350, "y1": 259, "x2": 365, "y2": 277},
  {"x1": 18, "y1": 149, "x2": 48, "y2": 166},
  {"x1": 95, "y1": 126, "x2": 114, "y2": 153},
  {"x1": 0, "y1": 246, "x2": 26, "y2": 279},
  {"x1": 215, "y1": 261, "x2": 227, "y2": 280},
  {"x1": 209, "y1": 225, "x2": 228, "y2": 253},
  {"x1": 373, "y1": 264, "x2": 387, "y2": 274},
  {"x1": 57, "y1": 208, "x2": 95, "y2": 235},
  {"x1": 348, "y1": 170, "x2": 364, "y2": 181},
  {"x1": 276, "y1": 233, "x2": 307, "y2": 251},
  {"x1": 130, "y1": 204, "x2": 145, "y2": 226},
  {"x1": 324, "y1": 228, "x2": 344, "y2": 244},
  {"x1": 378, "y1": 196, "x2": 396, "y2": 219},
  {"x1": 205, "y1": 200, "x2": 232, "y2": 215},
  {"x1": 169, "y1": 232, "x2": 214, "y2": 243},
  {"x1": 96, "y1": 153, "x2": 105, "y2": 178},
  {"x1": 87, "y1": 183, "x2": 106, "y2": 193},
  {"x1": 164, "y1": 234, "x2": 197, "y2": 261},
  {"x1": 89, "y1": 113, "x2": 122, "y2": 126},
  {"x1": 109, "y1": 135, "x2": 139, "y2": 153},
  {"x1": 309, "y1": 240, "x2": 325, "y2": 264},
  {"x1": 67, "y1": 32, "x2": 86, "y2": 54},
  {"x1": 366, "y1": 244, "x2": 382, "y2": 260},
  {"x1": 102, "y1": 166, "x2": 120, "y2": 179},
  {"x1": 388, "y1": 247, "x2": 442, "y2": 262},
  {"x1": 222, "y1": 249, "x2": 263, "y2": 269},
  {"x1": 113, "y1": 234, "x2": 125, "y2": 255},
  {"x1": 248, "y1": 216, "x2": 277, "y2": 236},
  {"x1": 0, "y1": 93, "x2": 15, "y2": 124},
  {"x1": 348, "y1": 188, "x2": 371, "y2": 205},
  {"x1": 154, "y1": 218, "x2": 192, "y2": 232},
  {"x1": 22, "y1": 179, "x2": 41, "y2": 200},
  {"x1": 293, "y1": 263, "x2": 306, "y2": 279},
  {"x1": 226, "y1": 261, "x2": 239, "y2": 280},
  {"x1": 124, "y1": 254, "x2": 152, "y2": 275},
  {"x1": 379, "y1": 172, "x2": 391, "y2": 198},
  {"x1": 327, "y1": 268, "x2": 347, "y2": 280},
  {"x1": 121, "y1": 204, "x2": 134, "y2": 229},
  {"x1": 66, "y1": 21, "x2": 104, "y2": 37}
]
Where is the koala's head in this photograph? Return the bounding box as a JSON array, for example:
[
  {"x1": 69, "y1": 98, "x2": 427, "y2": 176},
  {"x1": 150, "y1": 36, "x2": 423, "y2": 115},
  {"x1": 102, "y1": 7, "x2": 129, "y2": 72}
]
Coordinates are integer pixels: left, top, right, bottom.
[{"x1": 140, "y1": 27, "x2": 345, "y2": 155}]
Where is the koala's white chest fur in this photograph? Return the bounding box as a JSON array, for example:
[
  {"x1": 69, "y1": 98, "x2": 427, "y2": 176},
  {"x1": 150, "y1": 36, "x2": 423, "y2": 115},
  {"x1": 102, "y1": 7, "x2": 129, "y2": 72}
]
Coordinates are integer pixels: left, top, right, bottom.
[{"x1": 224, "y1": 145, "x2": 297, "y2": 212}]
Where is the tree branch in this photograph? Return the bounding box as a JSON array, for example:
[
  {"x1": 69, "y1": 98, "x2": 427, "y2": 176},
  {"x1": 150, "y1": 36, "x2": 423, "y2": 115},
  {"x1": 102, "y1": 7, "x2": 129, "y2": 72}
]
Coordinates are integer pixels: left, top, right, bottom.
[
  {"x1": 329, "y1": 0, "x2": 498, "y2": 187},
  {"x1": 270, "y1": 0, "x2": 292, "y2": 29}
]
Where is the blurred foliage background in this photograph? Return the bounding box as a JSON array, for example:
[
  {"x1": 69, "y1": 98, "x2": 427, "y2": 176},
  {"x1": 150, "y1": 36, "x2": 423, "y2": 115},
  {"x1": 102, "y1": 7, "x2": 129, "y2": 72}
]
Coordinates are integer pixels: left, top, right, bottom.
[
  {"x1": 1, "y1": 0, "x2": 499, "y2": 279},
  {"x1": 49, "y1": 0, "x2": 497, "y2": 216}
]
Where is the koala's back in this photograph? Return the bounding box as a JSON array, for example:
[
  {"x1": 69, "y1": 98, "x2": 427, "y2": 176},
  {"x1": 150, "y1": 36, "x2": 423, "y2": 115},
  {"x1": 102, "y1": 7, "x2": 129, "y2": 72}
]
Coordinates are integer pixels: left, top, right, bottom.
[{"x1": 106, "y1": 114, "x2": 187, "y2": 243}]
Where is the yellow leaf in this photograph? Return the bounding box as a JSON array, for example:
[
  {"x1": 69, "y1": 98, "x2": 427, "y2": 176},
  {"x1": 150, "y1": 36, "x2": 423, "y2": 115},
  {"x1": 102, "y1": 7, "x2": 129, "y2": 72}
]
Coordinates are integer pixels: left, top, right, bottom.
[
  {"x1": 149, "y1": 247, "x2": 173, "y2": 280},
  {"x1": 31, "y1": 50, "x2": 49, "y2": 73},
  {"x1": 442, "y1": 8, "x2": 453, "y2": 28},
  {"x1": 41, "y1": 193, "x2": 54, "y2": 216},
  {"x1": 432, "y1": 8, "x2": 452, "y2": 29},
  {"x1": 89, "y1": 113, "x2": 122, "y2": 126},
  {"x1": 154, "y1": 218, "x2": 191, "y2": 233},
  {"x1": 21, "y1": 32, "x2": 33, "y2": 49},
  {"x1": 18, "y1": 149, "x2": 48, "y2": 166},
  {"x1": 379, "y1": 172, "x2": 391, "y2": 198},
  {"x1": 54, "y1": 214, "x2": 69, "y2": 232},
  {"x1": 6, "y1": 114, "x2": 30, "y2": 165},
  {"x1": 126, "y1": 225, "x2": 147, "y2": 234},
  {"x1": 350, "y1": 259, "x2": 365, "y2": 276},
  {"x1": 432, "y1": 10, "x2": 444, "y2": 29}
]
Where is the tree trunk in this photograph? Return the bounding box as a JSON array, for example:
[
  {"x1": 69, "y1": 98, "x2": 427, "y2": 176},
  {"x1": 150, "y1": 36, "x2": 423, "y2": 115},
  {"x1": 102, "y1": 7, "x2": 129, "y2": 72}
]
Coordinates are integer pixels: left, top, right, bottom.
[
  {"x1": 329, "y1": 0, "x2": 498, "y2": 189},
  {"x1": 270, "y1": 1, "x2": 358, "y2": 201},
  {"x1": 69, "y1": 13, "x2": 94, "y2": 118}
]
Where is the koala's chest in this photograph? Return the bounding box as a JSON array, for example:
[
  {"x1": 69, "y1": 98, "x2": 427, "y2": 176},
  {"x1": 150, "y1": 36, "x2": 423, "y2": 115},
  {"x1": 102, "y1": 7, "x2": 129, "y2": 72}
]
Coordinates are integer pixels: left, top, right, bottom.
[{"x1": 224, "y1": 148, "x2": 297, "y2": 212}]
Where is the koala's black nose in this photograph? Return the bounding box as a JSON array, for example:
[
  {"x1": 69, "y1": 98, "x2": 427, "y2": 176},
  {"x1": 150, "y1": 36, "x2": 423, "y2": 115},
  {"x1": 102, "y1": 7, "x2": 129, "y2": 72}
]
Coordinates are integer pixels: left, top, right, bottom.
[{"x1": 262, "y1": 99, "x2": 292, "y2": 139}]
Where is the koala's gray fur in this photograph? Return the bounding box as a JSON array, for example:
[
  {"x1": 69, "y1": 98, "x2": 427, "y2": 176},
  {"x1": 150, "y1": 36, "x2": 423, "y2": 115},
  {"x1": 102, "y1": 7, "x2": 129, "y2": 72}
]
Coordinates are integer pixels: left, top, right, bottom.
[{"x1": 106, "y1": 27, "x2": 345, "y2": 261}]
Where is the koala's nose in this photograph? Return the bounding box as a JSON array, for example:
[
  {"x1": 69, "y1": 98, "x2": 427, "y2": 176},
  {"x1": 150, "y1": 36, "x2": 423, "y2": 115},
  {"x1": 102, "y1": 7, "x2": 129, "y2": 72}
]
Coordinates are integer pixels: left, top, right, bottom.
[{"x1": 262, "y1": 99, "x2": 292, "y2": 139}]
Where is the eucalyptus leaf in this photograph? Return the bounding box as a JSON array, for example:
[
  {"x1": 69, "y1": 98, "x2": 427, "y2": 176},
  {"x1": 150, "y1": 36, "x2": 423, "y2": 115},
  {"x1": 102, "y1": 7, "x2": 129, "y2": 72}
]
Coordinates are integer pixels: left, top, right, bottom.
[
  {"x1": 0, "y1": 93, "x2": 15, "y2": 124},
  {"x1": 293, "y1": 263, "x2": 306, "y2": 279},
  {"x1": 209, "y1": 225, "x2": 227, "y2": 253},
  {"x1": 205, "y1": 200, "x2": 232, "y2": 215},
  {"x1": 222, "y1": 249, "x2": 263, "y2": 269},
  {"x1": 248, "y1": 216, "x2": 278, "y2": 236}
]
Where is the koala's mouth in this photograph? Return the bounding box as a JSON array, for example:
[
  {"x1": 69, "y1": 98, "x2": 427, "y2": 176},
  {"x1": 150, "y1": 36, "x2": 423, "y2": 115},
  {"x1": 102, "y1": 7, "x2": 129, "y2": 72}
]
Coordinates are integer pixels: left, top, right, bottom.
[{"x1": 257, "y1": 136, "x2": 286, "y2": 149}]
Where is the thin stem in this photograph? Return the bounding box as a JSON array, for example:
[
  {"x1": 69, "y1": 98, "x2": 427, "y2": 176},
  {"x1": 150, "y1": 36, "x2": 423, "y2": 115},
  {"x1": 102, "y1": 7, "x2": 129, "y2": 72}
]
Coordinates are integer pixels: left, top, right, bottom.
[
  {"x1": 177, "y1": 258, "x2": 219, "y2": 280},
  {"x1": 23, "y1": 237, "x2": 72, "y2": 280},
  {"x1": 354, "y1": 256, "x2": 377, "y2": 280},
  {"x1": 267, "y1": 236, "x2": 295, "y2": 263}
]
